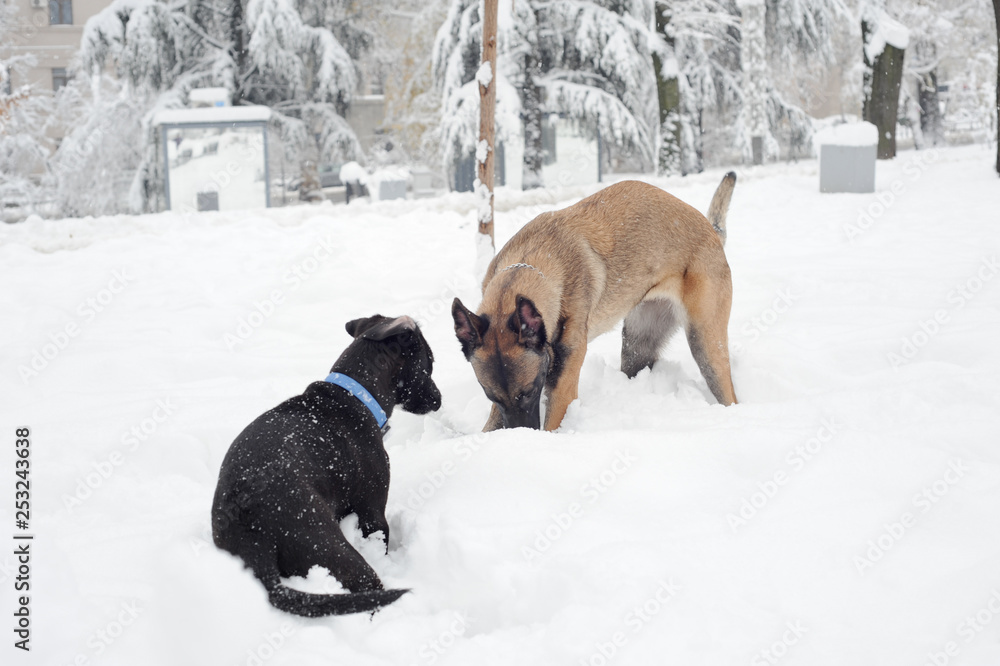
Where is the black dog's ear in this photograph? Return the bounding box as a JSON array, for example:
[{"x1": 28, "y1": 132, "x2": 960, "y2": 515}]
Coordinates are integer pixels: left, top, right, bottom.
[
  {"x1": 452, "y1": 298, "x2": 487, "y2": 357},
  {"x1": 361, "y1": 315, "x2": 418, "y2": 342},
  {"x1": 346, "y1": 315, "x2": 383, "y2": 339},
  {"x1": 515, "y1": 295, "x2": 546, "y2": 350}
]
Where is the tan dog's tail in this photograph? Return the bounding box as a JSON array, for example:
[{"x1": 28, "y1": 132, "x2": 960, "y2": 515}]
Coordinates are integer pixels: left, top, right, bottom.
[{"x1": 707, "y1": 171, "x2": 736, "y2": 246}]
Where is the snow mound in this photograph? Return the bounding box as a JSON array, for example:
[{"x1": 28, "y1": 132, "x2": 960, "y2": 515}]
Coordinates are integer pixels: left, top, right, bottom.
[{"x1": 814, "y1": 121, "x2": 879, "y2": 147}]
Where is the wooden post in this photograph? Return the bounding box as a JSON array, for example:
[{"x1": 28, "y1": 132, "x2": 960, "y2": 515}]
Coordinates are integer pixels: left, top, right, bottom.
[{"x1": 478, "y1": 0, "x2": 498, "y2": 250}]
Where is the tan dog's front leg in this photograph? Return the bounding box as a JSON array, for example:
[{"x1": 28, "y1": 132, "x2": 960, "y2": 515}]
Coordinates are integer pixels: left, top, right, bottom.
[
  {"x1": 483, "y1": 403, "x2": 503, "y2": 432},
  {"x1": 543, "y1": 343, "x2": 587, "y2": 431}
]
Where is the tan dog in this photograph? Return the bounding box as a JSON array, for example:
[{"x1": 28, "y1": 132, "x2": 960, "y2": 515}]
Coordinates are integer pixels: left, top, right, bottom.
[{"x1": 451, "y1": 174, "x2": 738, "y2": 431}]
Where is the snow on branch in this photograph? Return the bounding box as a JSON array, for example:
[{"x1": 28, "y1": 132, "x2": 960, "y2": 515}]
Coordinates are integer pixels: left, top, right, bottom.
[
  {"x1": 476, "y1": 61, "x2": 494, "y2": 88},
  {"x1": 544, "y1": 76, "x2": 653, "y2": 163},
  {"x1": 310, "y1": 26, "x2": 358, "y2": 105},
  {"x1": 438, "y1": 79, "x2": 481, "y2": 161},
  {"x1": 865, "y1": 11, "x2": 911, "y2": 62}
]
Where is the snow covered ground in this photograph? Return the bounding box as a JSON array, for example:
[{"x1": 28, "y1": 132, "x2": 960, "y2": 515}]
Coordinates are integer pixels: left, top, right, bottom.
[{"x1": 3, "y1": 144, "x2": 1000, "y2": 666}]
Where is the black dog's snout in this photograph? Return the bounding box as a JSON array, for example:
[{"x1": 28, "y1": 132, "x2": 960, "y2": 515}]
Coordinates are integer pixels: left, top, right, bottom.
[
  {"x1": 428, "y1": 383, "x2": 442, "y2": 411},
  {"x1": 415, "y1": 380, "x2": 442, "y2": 414},
  {"x1": 401, "y1": 370, "x2": 442, "y2": 415}
]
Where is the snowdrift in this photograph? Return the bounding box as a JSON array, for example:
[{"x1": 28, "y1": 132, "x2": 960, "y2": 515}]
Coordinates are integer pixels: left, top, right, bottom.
[{"x1": 2, "y1": 145, "x2": 999, "y2": 666}]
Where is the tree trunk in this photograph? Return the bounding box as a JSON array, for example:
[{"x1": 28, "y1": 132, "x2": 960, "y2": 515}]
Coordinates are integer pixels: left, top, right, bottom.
[
  {"x1": 521, "y1": 50, "x2": 544, "y2": 190},
  {"x1": 652, "y1": 2, "x2": 681, "y2": 175},
  {"x1": 917, "y1": 69, "x2": 941, "y2": 147},
  {"x1": 478, "y1": 0, "x2": 498, "y2": 245},
  {"x1": 862, "y1": 19, "x2": 906, "y2": 160},
  {"x1": 741, "y1": 0, "x2": 767, "y2": 165},
  {"x1": 993, "y1": 0, "x2": 999, "y2": 175},
  {"x1": 229, "y1": 0, "x2": 249, "y2": 103},
  {"x1": 683, "y1": 109, "x2": 704, "y2": 175}
]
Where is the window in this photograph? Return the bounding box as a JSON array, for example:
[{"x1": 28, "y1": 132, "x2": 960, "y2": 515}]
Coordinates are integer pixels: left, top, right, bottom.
[
  {"x1": 51, "y1": 68, "x2": 68, "y2": 93},
  {"x1": 49, "y1": 0, "x2": 72, "y2": 25}
]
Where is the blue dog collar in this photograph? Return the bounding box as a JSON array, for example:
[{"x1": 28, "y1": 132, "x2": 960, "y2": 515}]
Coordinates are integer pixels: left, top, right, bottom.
[{"x1": 324, "y1": 373, "x2": 389, "y2": 433}]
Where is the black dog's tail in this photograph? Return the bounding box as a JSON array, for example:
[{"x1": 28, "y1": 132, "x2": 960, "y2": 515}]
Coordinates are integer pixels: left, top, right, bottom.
[
  {"x1": 707, "y1": 171, "x2": 737, "y2": 246},
  {"x1": 266, "y1": 580, "x2": 409, "y2": 617},
  {"x1": 245, "y1": 549, "x2": 408, "y2": 617}
]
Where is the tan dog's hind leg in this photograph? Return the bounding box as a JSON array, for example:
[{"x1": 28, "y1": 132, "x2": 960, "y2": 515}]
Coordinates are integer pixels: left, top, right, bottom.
[
  {"x1": 680, "y1": 271, "x2": 738, "y2": 405},
  {"x1": 621, "y1": 299, "x2": 682, "y2": 378},
  {"x1": 543, "y1": 341, "x2": 587, "y2": 431}
]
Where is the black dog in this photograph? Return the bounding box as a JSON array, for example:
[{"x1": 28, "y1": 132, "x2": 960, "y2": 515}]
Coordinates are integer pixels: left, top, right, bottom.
[{"x1": 212, "y1": 315, "x2": 441, "y2": 616}]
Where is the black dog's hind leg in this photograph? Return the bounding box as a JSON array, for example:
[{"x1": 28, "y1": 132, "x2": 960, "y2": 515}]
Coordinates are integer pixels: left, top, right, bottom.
[
  {"x1": 621, "y1": 300, "x2": 681, "y2": 378},
  {"x1": 357, "y1": 509, "x2": 390, "y2": 553},
  {"x1": 298, "y1": 526, "x2": 383, "y2": 593},
  {"x1": 277, "y1": 500, "x2": 384, "y2": 593}
]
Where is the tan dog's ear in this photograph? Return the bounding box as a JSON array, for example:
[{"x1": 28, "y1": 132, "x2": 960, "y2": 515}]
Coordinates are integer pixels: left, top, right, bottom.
[
  {"x1": 515, "y1": 296, "x2": 546, "y2": 349},
  {"x1": 452, "y1": 298, "x2": 488, "y2": 358}
]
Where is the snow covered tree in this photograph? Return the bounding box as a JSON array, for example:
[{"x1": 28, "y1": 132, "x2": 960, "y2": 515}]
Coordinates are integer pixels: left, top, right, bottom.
[
  {"x1": 765, "y1": 0, "x2": 847, "y2": 90},
  {"x1": 382, "y1": 1, "x2": 450, "y2": 166},
  {"x1": 241, "y1": 0, "x2": 360, "y2": 196},
  {"x1": 889, "y1": 0, "x2": 942, "y2": 148},
  {"x1": 760, "y1": 0, "x2": 846, "y2": 159},
  {"x1": 507, "y1": 1, "x2": 544, "y2": 188},
  {"x1": 435, "y1": 0, "x2": 838, "y2": 177},
  {"x1": 74, "y1": 0, "x2": 364, "y2": 211},
  {"x1": 298, "y1": 0, "x2": 401, "y2": 103},
  {"x1": 75, "y1": 0, "x2": 226, "y2": 212},
  {"x1": 432, "y1": 0, "x2": 489, "y2": 183},
  {"x1": 0, "y1": 82, "x2": 53, "y2": 216},
  {"x1": 663, "y1": 0, "x2": 740, "y2": 173},
  {"x1": 884, "y1": 0, "x2": 995, "y2": 155},
  {"x1": 890, "y1": 0, "x2": 980, "y2": 149},
  {"x1": 0, "y1": 2, "x2": 54, "y2": 217},
  {"x1": 434, "y1": 0, "x2": 659, "y2": 188},
  {"x1": 527, "y1": 0, "x2": 660, "y2": 181},
  {"x1": 907, "y1": 37, "x2": 942, "y2": 148},
  {"x1": 240, "y1": 0, "x2": 357, "y2": 111},
  {"x1": 661, "y1": 0, "x2": 836, "y2": 169},
  {"x1": 50, "y1": 74, "x2": 147, "y2": 216}
]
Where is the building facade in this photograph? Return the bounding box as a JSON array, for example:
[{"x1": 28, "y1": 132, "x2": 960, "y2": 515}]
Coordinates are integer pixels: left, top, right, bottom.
[{"x1": 3, "y1": 0, "x2": 111, "y2": 93}]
